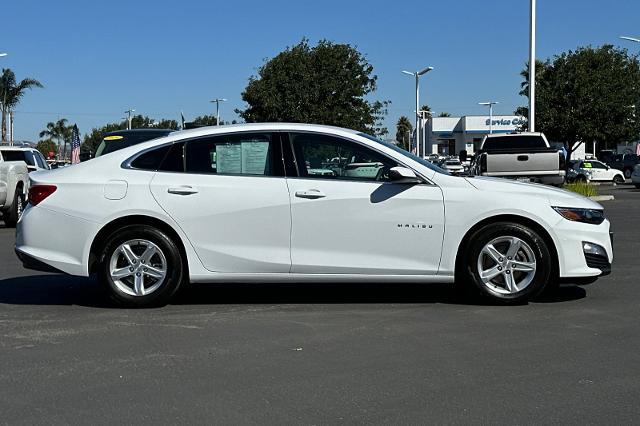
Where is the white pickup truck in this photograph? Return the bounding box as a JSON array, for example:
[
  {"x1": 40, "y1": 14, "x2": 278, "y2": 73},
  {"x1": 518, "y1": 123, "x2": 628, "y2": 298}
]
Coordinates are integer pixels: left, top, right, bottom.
[{"x1": 0, "y1": 151, "x2": 29, "y2": 227}]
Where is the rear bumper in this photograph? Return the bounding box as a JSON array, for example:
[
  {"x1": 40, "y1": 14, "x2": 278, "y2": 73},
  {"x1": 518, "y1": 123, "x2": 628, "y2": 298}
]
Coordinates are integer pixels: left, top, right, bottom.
[{"x1": 15, "y1": 247, "x2": 64, "y2": 274}]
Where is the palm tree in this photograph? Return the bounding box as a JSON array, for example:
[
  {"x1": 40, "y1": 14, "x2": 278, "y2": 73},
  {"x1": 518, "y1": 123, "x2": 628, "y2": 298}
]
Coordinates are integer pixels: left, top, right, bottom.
[
  {"x1": 519, "y1": 59, "x2": 548, "y2": 98},
  {"x1": 0, "y1": 68, "x2": 43, "y2": 142},
  {"x1": 395, "y1": 116, "x2": 413, "y2": 151},
  {"x1": 39, "y1": 119, "x2": 71, "y2": 159}
]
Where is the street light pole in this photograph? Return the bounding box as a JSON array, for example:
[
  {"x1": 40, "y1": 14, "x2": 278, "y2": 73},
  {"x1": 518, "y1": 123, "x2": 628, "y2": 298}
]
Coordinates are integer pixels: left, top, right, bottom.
[
  {"x1": 479, "y1": 102, "x2": 499, "y2": 134},
  {"x1": 124, "y1": 109, "x2": 135, "y2": 130},
  {"x1": 210, "y1": 98, "x2": 227, "y2": 126},
  {"x1": 402, "y1": 67, "x2": 433, "y2": 157},
  {"x1": 529, "y1": 0, "x2": 536, "y2": 132}
]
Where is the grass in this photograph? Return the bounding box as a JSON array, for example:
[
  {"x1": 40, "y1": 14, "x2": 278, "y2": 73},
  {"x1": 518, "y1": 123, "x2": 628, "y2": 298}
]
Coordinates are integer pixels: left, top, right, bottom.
[{"x1": 564, "y1": 181, "x2": 599, "y2": 197}]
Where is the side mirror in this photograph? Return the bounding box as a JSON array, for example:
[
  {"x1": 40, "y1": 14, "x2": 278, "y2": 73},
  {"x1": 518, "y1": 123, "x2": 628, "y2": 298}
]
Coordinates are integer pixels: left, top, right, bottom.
[{"x1": 389, "y1": 166, "x2": 421, "y2": 184}]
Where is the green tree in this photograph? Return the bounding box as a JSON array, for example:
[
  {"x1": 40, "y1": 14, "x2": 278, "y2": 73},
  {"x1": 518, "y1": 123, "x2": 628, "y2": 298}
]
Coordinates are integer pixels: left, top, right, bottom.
[
  {"x1": 395, "y1": 116, "x2": 413, "y2": 151},
  {"x1": 516, "y1": 45, "x2": 640, "y2": 159},
  {"x1": 36, "y1": 139, "x2": 58, "y2": 158},
  {"x1": 192, "y1": 114, "x2": 218, "y2": 126},
  {"x1": 0, "y1": 68, "x2": 43, "y2": 142},
  {"x1": 438, "y1": 112, "x2": 452, "y2": 117},
  {"x1": 237, "y1": 38, "x2": 389, "y2": 136},
  {"x1": 39, "y1": 119, "x2": 72, "y2": 158}
]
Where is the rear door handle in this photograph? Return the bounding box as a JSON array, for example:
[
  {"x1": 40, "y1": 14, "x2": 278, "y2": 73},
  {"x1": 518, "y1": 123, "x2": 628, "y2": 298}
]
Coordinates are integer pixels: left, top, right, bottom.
[
  {"x1": 517, "y1": 155, "x2": 529, "y2": 161},
  {"x1": 295, "y1": 189, "x2": 326, "y2": 199},
  {"x1": 167, "y1": 186, "x2": 199, "y2": 195}
]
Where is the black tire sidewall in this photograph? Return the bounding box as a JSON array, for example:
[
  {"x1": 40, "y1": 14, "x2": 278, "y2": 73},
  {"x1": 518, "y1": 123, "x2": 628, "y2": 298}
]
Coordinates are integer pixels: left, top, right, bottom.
[
  {"x1": 465, "y1": 222, "x2": 552, "y2": 303},
  {"x1": 99, "y1": 225, "x2": 184, "y2": 308},
  {"x1": 3, "y1": 192, "x2": 24, "y2": 227}
]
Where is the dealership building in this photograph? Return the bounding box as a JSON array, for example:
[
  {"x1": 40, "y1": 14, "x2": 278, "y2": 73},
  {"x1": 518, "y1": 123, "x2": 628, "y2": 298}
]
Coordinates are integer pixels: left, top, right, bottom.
[{"x1": 423, "y1": 115, "x2": 525, "y2": 156}]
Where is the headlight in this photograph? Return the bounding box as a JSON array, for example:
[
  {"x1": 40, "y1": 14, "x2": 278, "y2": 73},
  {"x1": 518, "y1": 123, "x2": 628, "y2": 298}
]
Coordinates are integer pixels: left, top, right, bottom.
[{"x1": 552, "y1": 207, "x2": 605, "y2": 224}]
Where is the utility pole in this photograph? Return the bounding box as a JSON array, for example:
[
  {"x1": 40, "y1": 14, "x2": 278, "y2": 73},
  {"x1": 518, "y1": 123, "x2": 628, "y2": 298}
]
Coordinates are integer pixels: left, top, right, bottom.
[
  {"x1": 529, "y1": 0, "x2": 536, "y2": 132},
  {"x1": 124, "y1": 109, "x2": 135, "y2": 130},
  {"x1": 210, "y1": 98, "x2": 227, "y2": 126},
  {"x1": 402, "y1": 67, "x2": 434, "y2": 157},
  {"x1": 9, "y1": 110, "x2": 13, "y2": 145}
]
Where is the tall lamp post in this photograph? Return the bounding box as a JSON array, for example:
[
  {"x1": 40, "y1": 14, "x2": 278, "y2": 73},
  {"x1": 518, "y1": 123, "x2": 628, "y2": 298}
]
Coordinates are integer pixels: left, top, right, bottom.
[
  {"x1": 478, "y1": 101, "x2": 499, "y2": 134},
  {"x1": 124, "y1": 109, "x2": 135, "y2": 130},
  {"x1": 529, "y1": 0, "x2": 536, "y2": 132},
  {"x1": 210, "y1": 98, "x2": 227, "y2": 126},
  {"x1": 402, "y1": 67, "x2": 434, "y2": 157}
]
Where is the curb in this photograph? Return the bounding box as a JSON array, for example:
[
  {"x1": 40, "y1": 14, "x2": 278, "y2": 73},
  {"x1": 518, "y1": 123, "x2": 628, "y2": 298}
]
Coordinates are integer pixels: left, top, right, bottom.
[{"x1": 589, "y1": 195, "x2": 614, "y2": 202}]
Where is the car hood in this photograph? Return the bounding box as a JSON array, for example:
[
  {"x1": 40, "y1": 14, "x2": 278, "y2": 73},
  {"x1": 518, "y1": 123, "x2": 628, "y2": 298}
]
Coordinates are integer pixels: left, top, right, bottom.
[{"x1": 464, "y1": 176, "x2": 603, "y2": 209}]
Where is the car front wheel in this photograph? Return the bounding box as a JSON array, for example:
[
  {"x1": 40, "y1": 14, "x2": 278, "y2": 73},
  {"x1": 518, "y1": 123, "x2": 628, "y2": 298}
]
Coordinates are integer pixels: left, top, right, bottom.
[
  {"x1": 99, "y1": 225, "x2": 185, "y2": 308},
  {"x1": 613, "y1": 175, "x2": 625, "y2": 184},
  {"x1": 463, "y1": 222, "x2": 553, "y2": 304}
]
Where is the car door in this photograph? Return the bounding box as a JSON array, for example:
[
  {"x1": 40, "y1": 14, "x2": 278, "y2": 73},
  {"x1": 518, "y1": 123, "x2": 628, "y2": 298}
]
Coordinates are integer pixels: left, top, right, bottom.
[
  {"x1": 149, "y1": 132, "x2": 292, "y2": 273},
  {"x1": 285, "y1": 132, "x2": 445, "y2": 275}
]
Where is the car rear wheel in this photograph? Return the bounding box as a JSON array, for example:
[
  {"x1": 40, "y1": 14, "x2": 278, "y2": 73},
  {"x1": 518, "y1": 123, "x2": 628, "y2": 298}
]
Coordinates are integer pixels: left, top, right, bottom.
[
  {"x1": 463, "y1": 222, "x2": 553, "y2": 304},
  {"x1": 2, "y1": 192, "x2": 24, "y2": 228},
  {"x1": 624, "y1": 168, "x2": 632, "y2": 179},
  {"x1": 99, "y1": 225, "x2": 185, "y2": 308}
]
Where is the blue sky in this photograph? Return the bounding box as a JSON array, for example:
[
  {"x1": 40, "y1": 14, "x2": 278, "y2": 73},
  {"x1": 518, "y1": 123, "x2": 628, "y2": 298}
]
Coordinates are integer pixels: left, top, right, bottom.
[{"x1": 3, "y1": 0, "x2": 640, "y2": 141}]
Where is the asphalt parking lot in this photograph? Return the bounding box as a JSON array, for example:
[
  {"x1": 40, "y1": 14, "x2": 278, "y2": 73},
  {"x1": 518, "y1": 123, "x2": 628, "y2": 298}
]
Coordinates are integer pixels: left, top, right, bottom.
[{"x1": 0, "y1": 184, "x2": 639, "y2": 424}]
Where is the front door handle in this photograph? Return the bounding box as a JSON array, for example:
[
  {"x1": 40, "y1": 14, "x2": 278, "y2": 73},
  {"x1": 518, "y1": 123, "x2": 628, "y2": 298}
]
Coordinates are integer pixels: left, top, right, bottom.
[
  {"x1": 295, "y1": 189, "x2": 326, "y2": 199},
  {"x1": 167, "y1": 186, "x2": 199, "y2": 195}
]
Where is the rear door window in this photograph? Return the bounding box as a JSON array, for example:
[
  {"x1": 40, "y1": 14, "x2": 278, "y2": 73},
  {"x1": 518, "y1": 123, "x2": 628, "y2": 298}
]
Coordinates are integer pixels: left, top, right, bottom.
[{"x1": 184, "y1": 133, "x2": 279, "y2": 176}]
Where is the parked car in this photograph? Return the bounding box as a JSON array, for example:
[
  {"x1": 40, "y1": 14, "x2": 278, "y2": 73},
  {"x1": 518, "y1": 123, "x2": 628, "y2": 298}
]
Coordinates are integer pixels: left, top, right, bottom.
[
  {"x1": 631, "y1": 164, "x2": 640, "y2": 188},
  {"x1": 607, "y1": 153, "x2": 639, "y2": 179},
  {"x1": 94, "y1": 129, "x2": 175, "y2": 158},
  {"x1": 469, "y1": 132, "x2": 566, "y2": 185},
  {"x1": 439, "y1": 158, "x2": 465, "y2": 175},
  {"x1": 16, "y1": 123, "x2": 613, "y2": 307},
  {"x1": 0, "y1": 147, "x2": 50, "y2": 173},
  {"x1": 0, "y1": 150, "x2": 29, "y2": 227},
  {"x1": 570, "y1": 159, "x2": 625, "y2": 183}
]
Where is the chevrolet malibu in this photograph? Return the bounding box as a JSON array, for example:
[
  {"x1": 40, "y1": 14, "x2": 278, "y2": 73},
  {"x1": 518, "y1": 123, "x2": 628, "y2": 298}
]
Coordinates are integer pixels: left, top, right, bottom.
[{"x1": 15, "y1": 124, "x2": 613, "y2": 307}]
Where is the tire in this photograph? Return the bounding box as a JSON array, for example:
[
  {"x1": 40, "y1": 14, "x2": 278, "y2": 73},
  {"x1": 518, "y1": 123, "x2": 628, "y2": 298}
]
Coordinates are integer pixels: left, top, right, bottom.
[
  {"x1": 98, "y1": 225, "x2": 185, "y2": 308},
  {"x1": 576, "y1": 175, "x2": 587, "y2": 183},
  {"x1": 635, "y1": 184, "x2": 640, "y2": 189},
  {"x1": 613, "y1": 175, "x2": 625, "y2": 184},
  {"x1": 462, "y1": 222, "x2": 553, "y2": 304},
  {"x1": 2, "y1": 191, "x2": 25, "y2": 228},
  {"x1": 624, "y1": 168, "x2": 632, "y2": 179}
]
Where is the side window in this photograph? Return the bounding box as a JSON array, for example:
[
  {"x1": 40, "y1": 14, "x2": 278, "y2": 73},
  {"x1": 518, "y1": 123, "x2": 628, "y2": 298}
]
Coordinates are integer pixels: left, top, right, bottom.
[
  {"x1": 290, "y1": 133, "x2": 397, "y2": 182},
  {"x1": 130, "y1": 144, "x2": 172, "y2": 171},
  {"x1": 159, "y1": 142, "x2": 185, "y2": 172},
  {"x1": 23, "y1": 151, "x2": 36, "y2": 166},
  {"x1": 34, "y1": 151, "x2": 47, "y2": 169},
  {"x1": 185, "y1": 133, "x2": 276, "y2": 176}
]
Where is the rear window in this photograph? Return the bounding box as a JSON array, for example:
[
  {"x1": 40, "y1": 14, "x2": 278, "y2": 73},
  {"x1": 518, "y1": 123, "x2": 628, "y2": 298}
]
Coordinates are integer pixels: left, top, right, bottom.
[
  {"x1": 482, "y1": 135, "x2": 547, "y2": 150},
  {"x1": 0, "y1": 150, "x2": 28, "y2": 163}
]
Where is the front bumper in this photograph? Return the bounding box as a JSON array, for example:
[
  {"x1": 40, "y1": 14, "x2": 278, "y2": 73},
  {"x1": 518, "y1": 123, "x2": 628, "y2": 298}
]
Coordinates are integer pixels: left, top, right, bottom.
[{"x1": 554, "y1": 218, "x2": 613, "y2": 279}]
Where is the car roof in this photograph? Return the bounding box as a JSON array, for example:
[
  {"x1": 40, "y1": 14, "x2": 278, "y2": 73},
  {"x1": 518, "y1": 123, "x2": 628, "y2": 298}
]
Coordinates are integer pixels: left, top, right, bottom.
[
  {"x1": 484, "y1": 132, "x2": 544, "y2": 139},
  {"x1": 0, "y1": 146, "x2": 36, "y2": 151}
]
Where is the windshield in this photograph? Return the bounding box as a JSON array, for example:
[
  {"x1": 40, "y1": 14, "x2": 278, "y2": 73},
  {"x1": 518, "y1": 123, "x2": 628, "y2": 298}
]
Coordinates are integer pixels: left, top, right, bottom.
[
  {"x1": 356, "y1": 133, "x2": 449, "y2": 175},
  {"x1": 95, "y1": 131, "x2": 173, "y2": 157}
]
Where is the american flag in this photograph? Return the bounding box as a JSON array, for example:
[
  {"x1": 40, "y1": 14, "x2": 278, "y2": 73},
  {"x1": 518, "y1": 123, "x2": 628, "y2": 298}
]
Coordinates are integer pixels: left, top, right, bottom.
[{"x1": 71, "y1": 124, "x2": 81, "y2": 164}]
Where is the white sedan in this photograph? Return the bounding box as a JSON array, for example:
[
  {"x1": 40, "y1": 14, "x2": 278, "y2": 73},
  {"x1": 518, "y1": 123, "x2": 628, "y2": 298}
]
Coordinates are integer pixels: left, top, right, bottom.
[{"x1": 16, "y1": 124, "x2": 613, "y2": 307}]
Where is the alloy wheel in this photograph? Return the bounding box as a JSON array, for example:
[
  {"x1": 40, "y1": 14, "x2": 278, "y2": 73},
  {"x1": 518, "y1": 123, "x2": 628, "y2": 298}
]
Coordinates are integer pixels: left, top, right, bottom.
[
  {"x1": 109, "y1": 239, "x2": 167, "y2": 297},
  {"x1": 477, "y1": 236, "x2": 537, "y2": 295}
]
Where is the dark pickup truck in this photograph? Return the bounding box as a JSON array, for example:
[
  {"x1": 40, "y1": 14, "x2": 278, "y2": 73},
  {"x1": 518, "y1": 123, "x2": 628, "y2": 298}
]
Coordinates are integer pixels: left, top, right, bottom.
[{"x1": 469, "y1": 132, "x2": 566, "y2": 186}]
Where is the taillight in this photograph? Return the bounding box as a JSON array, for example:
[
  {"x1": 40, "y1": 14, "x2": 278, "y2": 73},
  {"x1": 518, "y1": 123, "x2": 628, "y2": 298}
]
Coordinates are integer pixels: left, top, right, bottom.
[
  {"x1": 559, "y1": 151, "x2": 566, "y2": 170},
  {"x1": 28, "y1": 185, "x2": 57, "y2": 206}
]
